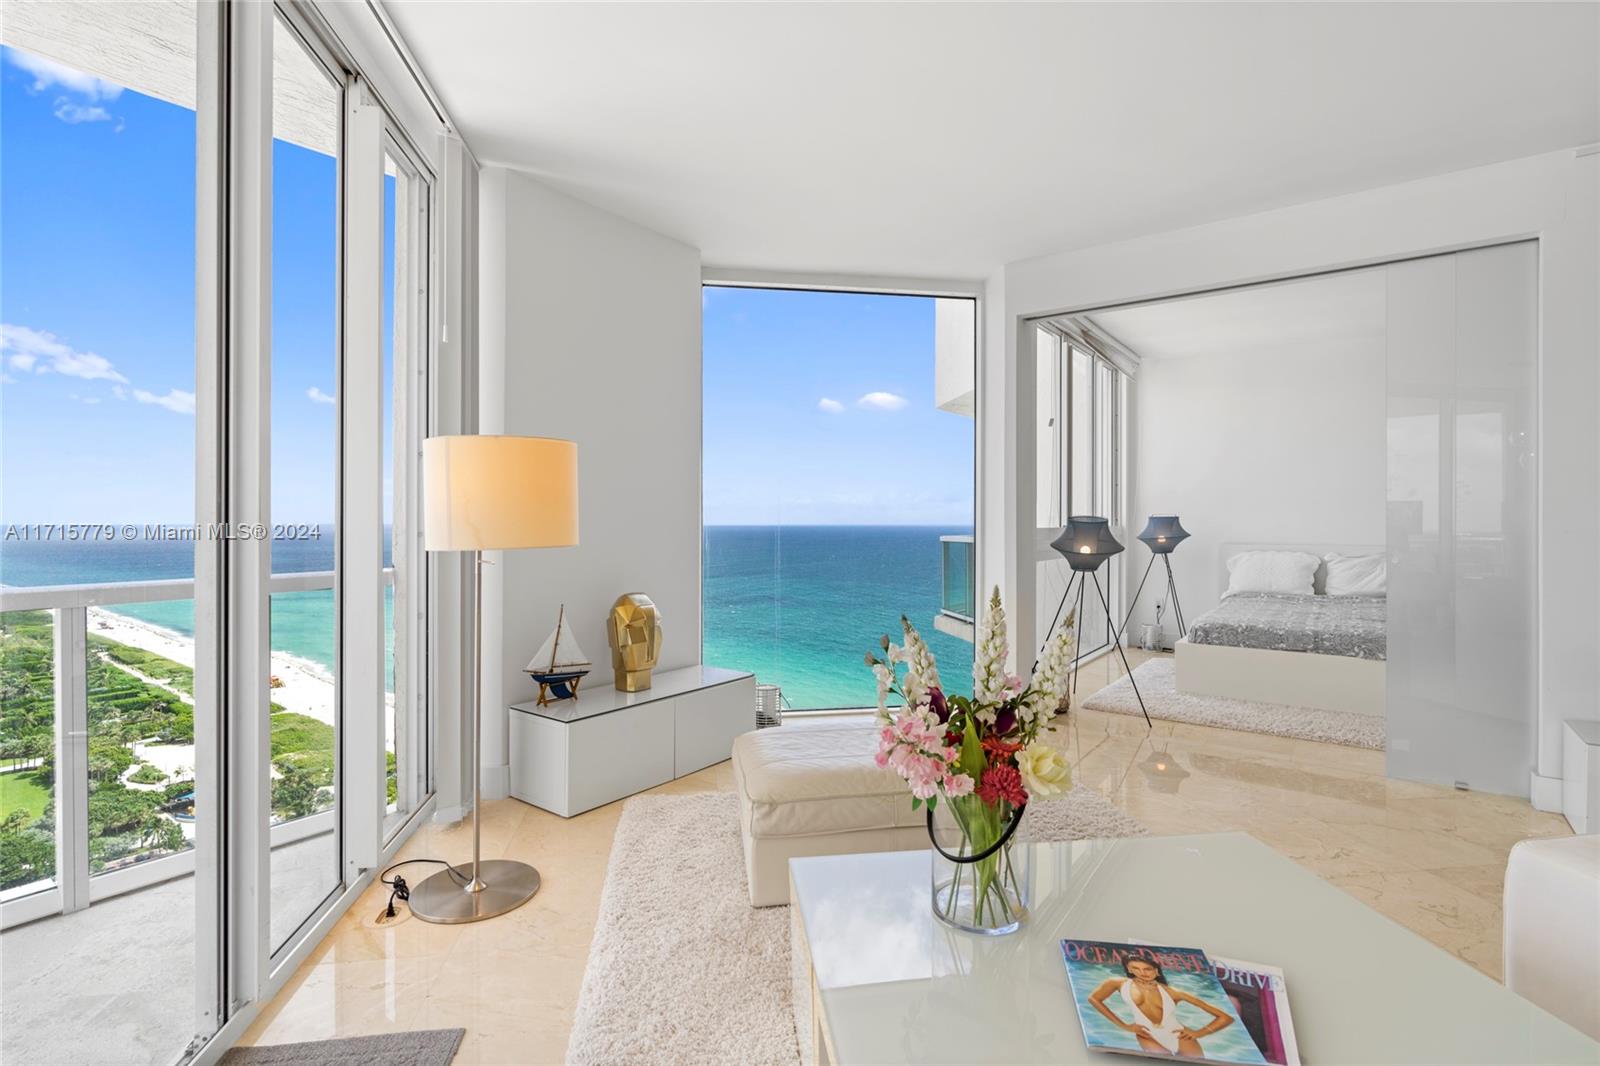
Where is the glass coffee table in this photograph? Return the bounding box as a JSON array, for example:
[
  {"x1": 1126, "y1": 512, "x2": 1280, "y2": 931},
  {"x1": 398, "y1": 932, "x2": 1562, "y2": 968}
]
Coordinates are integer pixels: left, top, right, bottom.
[{"x1": 789, "y1": 833, "x2": 1598, "y2": 1064}]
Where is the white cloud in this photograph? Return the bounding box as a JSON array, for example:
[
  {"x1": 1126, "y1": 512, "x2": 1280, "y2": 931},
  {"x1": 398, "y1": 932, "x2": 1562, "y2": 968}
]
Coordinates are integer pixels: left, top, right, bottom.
[
  {"x1": 7, "y1": 50, "x2": 123, "y2": 101},
  {"x1": 817, "y1": 397, "x2": 844, "y2": 414},
  {"x1": 307, "y1": 386, "x2": 336, "y2": 406},
  {"x1": 133, "y1": 388, "x2": 195, "y2": 415},
  {"x1": 0, "y1": 372, "x2": 13, "y2": 385},
  {"x1": 856, "y1": 391, "x2": 909, "y2": 411},
  {"x1": 69, "y1": 393, "x2": 102, "y2": 405},
  {"x1": 112, "y1": 384, "x2": 127, "y2": 400},
  {"x1": 0, "y1": 323, "x2": 128, "y2": 383},
  {"x1": 53, "y1": 99, "x2": 112, "y2": 124}
]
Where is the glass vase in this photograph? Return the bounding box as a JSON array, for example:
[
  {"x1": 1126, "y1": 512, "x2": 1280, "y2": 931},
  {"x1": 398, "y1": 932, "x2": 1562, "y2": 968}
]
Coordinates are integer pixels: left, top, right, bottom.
[{"x1": 928, "y1": 795, "x2": 1030, "y2": 935}]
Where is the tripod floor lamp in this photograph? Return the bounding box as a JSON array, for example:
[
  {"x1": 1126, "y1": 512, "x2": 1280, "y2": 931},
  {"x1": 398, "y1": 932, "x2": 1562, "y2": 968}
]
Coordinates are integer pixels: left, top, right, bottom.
[
  {"x1": 408, "y1": 434, "x2": 579, "y2": 924},
  {"x1": 1117, "y1": 515, "x2": 1190, "y2": 647},
  {"x1": 1038, "y1": 516, "x2": 1150, "y2": 727}
]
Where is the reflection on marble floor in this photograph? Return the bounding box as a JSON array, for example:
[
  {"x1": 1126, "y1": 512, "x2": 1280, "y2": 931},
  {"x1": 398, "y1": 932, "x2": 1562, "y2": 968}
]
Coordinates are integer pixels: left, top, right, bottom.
[{"x1": 239, "y1": 651, "x2": 1571, "y2": 1064}]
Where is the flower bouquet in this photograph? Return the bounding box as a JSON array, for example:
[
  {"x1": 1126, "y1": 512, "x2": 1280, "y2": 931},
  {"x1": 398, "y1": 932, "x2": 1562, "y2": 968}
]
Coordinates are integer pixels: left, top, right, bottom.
[{"x1": 868, "y1": 587, "x2": 1075, "y2": 935}]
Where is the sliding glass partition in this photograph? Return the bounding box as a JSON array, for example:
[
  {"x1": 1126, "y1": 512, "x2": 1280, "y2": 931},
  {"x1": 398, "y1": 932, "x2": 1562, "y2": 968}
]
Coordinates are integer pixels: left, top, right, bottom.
[{"x1": 701, "y1": 287, "x2": 976, "y2": 710}]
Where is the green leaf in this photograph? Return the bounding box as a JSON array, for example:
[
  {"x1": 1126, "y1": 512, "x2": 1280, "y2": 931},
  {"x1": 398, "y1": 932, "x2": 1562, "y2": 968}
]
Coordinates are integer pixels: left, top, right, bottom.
[
  {"x1": 957, "y1": 717, "x2": 987, "y2": 780},
  {"x1": 911, "y1": 796, "x2": 921, "y2": 811},
  {"x1": 927, "y1": 793, "x2": 938, "y2": 811}
]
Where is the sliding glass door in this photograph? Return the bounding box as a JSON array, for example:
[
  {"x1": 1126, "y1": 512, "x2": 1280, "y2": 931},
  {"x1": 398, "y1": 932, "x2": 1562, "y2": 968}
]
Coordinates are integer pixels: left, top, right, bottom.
[{"x1": 267, "y1": 7, "x2": 342, "y2": 959}]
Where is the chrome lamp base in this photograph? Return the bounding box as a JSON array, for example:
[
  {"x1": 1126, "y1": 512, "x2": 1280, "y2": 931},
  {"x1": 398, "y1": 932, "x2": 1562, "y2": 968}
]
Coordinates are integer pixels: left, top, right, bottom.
[{"x1": 408, "y1": 858, "x2": 541, "y2": 924}]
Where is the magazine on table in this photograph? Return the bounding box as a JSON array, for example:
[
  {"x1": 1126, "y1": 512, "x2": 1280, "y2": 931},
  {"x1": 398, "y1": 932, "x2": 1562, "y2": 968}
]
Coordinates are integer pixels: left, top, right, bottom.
[
  {"x1": 1060, "y1": 940, "x2": 1270, "y2": 1064},
  {"x1": 1207, "y1": 955, "x2": 1299, "y2": 1066},
  {"x1": 1125, "y1": 940, "x2": 1301, "y2": 1065}
]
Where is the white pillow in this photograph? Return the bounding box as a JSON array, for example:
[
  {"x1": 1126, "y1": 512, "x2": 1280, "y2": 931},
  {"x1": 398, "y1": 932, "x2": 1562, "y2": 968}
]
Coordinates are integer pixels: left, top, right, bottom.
[
  {"x1": 1323, "y1": 552, "x2": 1386, "y2": 595},
  {"x1": 1225, "y1": 550, "x2": 1320, "y2": 597}
]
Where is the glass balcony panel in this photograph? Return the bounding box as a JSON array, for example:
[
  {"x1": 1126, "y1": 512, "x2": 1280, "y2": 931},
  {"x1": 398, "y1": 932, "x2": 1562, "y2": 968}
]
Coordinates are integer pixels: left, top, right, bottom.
[
  {"x1": 0, "y1": 610, "x2": 57, "y2": 898},
  {"x1": 86, "y1": 601, "x2": 197, "y2": 877}
]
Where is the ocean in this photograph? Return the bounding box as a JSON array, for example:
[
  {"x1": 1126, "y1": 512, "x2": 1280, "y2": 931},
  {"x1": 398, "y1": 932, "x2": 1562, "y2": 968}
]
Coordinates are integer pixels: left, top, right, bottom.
[
  {"x1": 0, "y1": 528, "x2": 388, "y2": 686},
  {"x1": 703, "y1": 525, "x2": 973, "y2": 709},
  {"x1": 1, "y1": 525, "x2": 975, "y2": 709}
]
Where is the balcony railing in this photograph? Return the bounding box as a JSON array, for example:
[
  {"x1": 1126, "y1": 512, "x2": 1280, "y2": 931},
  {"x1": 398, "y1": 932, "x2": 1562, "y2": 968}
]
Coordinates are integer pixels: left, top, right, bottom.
[
  {"x1": 0, "y1": 568, "x2": 389, "y2": 929},
  {"x1": 939, "y1": 535, "x2": 976, "y2": 623}
]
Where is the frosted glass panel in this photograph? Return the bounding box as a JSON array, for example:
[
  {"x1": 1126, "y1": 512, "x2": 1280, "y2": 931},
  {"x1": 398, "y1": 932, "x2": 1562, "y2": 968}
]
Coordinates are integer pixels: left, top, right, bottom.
[{"x1": 1385, "y1": 242, "x2": 1537, "y2": 796}]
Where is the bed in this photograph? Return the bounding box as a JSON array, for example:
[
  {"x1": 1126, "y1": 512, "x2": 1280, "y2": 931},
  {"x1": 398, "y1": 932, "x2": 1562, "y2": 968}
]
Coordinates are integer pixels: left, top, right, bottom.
[{"x1": 1173, "y1": 544, "x2": 1387, "y2": 717}]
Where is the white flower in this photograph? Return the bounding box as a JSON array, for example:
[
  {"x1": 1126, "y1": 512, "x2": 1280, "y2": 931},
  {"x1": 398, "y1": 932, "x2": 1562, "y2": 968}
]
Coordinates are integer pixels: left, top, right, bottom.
[
  {"x1": 1028, "y1": 612, "x2": 1076, "y2": 721},
  {"x1": 899, "y1": 617, "x2": 940, "y2": 707},
  {"x1": 972, "y1": 587, "x2": 1010, "y2": 704},
  {"x1": 1017, "y1": 742, "x2": 1071, "y2": 800},
  {"x1": 872, "y1": 662, "x2": 895, "y2": 719}
]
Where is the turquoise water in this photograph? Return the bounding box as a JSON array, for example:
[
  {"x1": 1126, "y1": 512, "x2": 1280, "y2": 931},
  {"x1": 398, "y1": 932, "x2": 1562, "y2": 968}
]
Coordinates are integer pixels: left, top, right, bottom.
[
  {"x1": 0, "y1": 530, "x2": 393, "y2": 689},
  {"x1": 3, "y1": 525, "x2": 971, "y2": 708},
  {"x1": 703, "y1": 526, "x2": 974, "y2": 709}
]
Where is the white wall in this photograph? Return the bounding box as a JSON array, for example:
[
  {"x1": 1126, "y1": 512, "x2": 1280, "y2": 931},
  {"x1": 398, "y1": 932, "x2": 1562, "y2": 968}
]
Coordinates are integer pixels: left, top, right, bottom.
[
  {"x1": 1129, "y1": 338, "x2": 1387, "y2": 630},
  {"x1": 477, "y1": 166, "x2": 702, "y2": 798},
  {"x1": 1000, "y1": 147, "x2": 1598, "y2": 802}
]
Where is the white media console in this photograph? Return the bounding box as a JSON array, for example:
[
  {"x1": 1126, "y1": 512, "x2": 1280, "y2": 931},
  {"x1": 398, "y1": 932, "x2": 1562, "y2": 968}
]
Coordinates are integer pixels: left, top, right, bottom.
[{"x1": 509, "y1": 665, "x2": 756, "y2": 817}]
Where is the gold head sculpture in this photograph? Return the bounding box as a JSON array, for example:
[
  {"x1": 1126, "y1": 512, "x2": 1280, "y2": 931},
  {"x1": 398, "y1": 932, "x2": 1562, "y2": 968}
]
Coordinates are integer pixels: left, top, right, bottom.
[{"x1": 607, "y1": 593, "x2": 663, "y2": 692}]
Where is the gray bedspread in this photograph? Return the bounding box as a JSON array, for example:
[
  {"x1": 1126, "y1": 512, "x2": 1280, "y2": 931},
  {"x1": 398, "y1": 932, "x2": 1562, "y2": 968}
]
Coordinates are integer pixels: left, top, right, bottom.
[{"x1": 1187, "y1": 592, "x2": 1387, "y2": 661}]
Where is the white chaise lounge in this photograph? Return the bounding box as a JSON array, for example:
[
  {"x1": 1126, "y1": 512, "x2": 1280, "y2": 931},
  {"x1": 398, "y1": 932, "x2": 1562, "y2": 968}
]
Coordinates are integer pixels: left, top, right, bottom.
[{"x1": 732, "y1": 718, "x2": 923, "y2": 906}]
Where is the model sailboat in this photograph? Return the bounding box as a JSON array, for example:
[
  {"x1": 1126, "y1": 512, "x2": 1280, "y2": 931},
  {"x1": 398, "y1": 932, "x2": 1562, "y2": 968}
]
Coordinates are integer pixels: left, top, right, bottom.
[{"x1": 525, "y1": 604, "x2": 592, "y2": 706}]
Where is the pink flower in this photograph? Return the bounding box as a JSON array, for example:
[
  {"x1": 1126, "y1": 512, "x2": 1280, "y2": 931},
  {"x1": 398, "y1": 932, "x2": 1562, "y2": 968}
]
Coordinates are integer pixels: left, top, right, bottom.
[{"x1": 943, "y1": 772, "x2": 975, "y2": 798}]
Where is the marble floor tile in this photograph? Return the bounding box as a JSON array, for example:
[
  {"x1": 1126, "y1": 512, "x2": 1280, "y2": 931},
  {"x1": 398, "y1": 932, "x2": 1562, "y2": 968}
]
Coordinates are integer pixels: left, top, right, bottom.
[{"x1": 237, "y1": 687, "x2": 1568, "y2": 1061}]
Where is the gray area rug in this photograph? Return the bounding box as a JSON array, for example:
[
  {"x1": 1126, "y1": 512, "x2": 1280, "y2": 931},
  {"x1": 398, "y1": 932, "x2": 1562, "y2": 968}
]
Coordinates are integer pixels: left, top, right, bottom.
[
  {"x1": 1081, "y1": 657, "x2": 1385, "y2": 750},
  {"x1": 220, "y1": 1029, "x2": 464, "y2": 1066},
  {"x1": 566, "y1": 788, "x2": 1145, "y2": 1066}
]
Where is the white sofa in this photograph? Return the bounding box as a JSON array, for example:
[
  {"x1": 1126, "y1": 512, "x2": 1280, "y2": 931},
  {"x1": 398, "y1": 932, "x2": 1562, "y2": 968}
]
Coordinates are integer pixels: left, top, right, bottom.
[
  {"x1": 1504, "y1": 833, "x2": 1600, "y2": 1041},
  {"x1": 732, "y1": 718, "x2": 925, "y2": 906}
]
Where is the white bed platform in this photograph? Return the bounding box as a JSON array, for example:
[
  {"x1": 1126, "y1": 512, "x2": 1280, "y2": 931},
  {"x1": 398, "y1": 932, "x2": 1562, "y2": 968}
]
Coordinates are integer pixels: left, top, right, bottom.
[{"x1": 1174, "y1": 638, "x2": 1385, "y2": 718}]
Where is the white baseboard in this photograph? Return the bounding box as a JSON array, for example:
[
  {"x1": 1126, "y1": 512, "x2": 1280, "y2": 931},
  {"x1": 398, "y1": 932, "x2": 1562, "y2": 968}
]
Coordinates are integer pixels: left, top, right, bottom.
[
  {"x1": 480, "y1": 763, "x2": 510, "y2": 801},
  {"x1": 432, "y1": 803, "x2": 467, "y2": 825},
  {"x1": 1530, "y1": 770, "x2": 1563, "y2": 813}
]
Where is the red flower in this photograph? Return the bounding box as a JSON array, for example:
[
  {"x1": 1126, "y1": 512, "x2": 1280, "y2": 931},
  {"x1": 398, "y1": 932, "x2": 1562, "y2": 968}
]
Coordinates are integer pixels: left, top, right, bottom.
[
  {"x1": 977, "y1": 764, "x2": 1028, "y2": 807},
  {"x1": 981, "y1": 736, "x2": 1023, "y2": 759}
]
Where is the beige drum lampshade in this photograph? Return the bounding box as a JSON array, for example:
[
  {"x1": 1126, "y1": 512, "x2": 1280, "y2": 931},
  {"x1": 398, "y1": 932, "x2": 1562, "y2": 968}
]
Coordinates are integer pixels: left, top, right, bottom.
[{"x1": 423, "y1": 435, "x2": 579, "y2": 551}]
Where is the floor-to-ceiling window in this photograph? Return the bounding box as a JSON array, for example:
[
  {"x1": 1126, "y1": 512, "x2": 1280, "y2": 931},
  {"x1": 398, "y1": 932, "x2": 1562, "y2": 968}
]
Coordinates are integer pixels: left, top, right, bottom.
[
  {"x1": 701, "y1": 287, "x2": 976, "y2": 711},
  {"x1": 0, "y1": 13, "x2": 215, "y2": 1063},
  {"x1": 0, "y1": 4, "x2": 438, "y2": 1060},
  {"x1": 1035, "y1": 327, "x2": 1125, "y2": 662}
]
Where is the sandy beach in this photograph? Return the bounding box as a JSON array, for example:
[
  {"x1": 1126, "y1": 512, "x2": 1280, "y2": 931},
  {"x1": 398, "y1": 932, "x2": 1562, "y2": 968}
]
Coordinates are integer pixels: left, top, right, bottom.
[{"x1": 89, "y1": 607, "x2": 337, "y2": 727}]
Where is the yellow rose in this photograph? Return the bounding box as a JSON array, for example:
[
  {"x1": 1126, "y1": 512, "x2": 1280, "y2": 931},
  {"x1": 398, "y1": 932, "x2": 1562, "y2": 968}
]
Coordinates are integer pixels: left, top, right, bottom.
[{"x1": 1017, "y1": 742, "x2": 1071, "y2": 799}]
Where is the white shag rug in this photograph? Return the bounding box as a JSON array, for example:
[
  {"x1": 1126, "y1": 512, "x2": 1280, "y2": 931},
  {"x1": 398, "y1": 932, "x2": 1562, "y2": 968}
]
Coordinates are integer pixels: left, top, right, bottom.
[
  {"x1": 1081, "y1": 658, "x2": 1385, "y2": 750},
  {"x1": 567, "y1": 787, "x2": 1145, "y2": 1066}
]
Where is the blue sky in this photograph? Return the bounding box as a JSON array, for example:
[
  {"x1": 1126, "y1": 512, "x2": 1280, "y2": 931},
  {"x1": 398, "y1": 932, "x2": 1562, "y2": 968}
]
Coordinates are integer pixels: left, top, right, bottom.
[
  {"x1": 0, "y1": 45, "x2": 356, "y2": 525},
  {"x1": 1, "y1": 45, "x2": 969, "y2": 529},
  {"x1": 703, "y1": 287, "x2": 973, "y2": 525}
]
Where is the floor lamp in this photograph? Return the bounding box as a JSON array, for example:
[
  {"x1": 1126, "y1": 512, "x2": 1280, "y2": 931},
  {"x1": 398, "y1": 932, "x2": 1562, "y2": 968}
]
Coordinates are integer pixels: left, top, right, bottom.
[
  {"x1": 1116, "y1": 515, "x2": 1190, "y2": 647},
  {"x1": 408, "y1": 434, "x2": 579, "y2": 924},
  {"x1": 1037, "y1": 516, "x2": 1150, "y2": 727}
]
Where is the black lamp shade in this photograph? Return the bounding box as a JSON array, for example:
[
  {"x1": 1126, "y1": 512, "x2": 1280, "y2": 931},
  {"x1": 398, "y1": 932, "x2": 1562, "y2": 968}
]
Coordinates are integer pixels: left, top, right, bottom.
[
  {"x1": 1138, "y1": 515, "x2": 1190, "y2": 555},
  {"x1": 1050, "y1": 516, "x2": 1124, "y2": 572}
]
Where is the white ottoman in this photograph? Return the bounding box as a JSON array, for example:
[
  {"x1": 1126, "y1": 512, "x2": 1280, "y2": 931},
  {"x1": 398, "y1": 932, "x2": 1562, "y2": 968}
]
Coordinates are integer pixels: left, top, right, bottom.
[
  {"x1": 732, "y1": 719, "x2": 925, "y2": 906},
  {"x1": 1504, "y1": 834, "x2": 1600, "y2": 1040}
]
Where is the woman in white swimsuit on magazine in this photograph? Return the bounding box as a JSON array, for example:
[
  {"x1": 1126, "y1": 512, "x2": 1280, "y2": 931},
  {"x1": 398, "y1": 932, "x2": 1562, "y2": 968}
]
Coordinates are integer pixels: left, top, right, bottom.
[{"x1": 1088, "y1": 956, "x2": 1236, "y2": 1059}]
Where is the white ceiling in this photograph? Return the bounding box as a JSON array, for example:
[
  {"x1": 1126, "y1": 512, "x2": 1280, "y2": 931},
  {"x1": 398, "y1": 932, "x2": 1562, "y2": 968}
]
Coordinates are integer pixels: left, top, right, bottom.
[
  {"x1": 385, "y1": 1, "x2": 1600, "y2": 279},
  {"x1": 1084, "y1": 267, "x2": 1387, "y2": 361}
]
